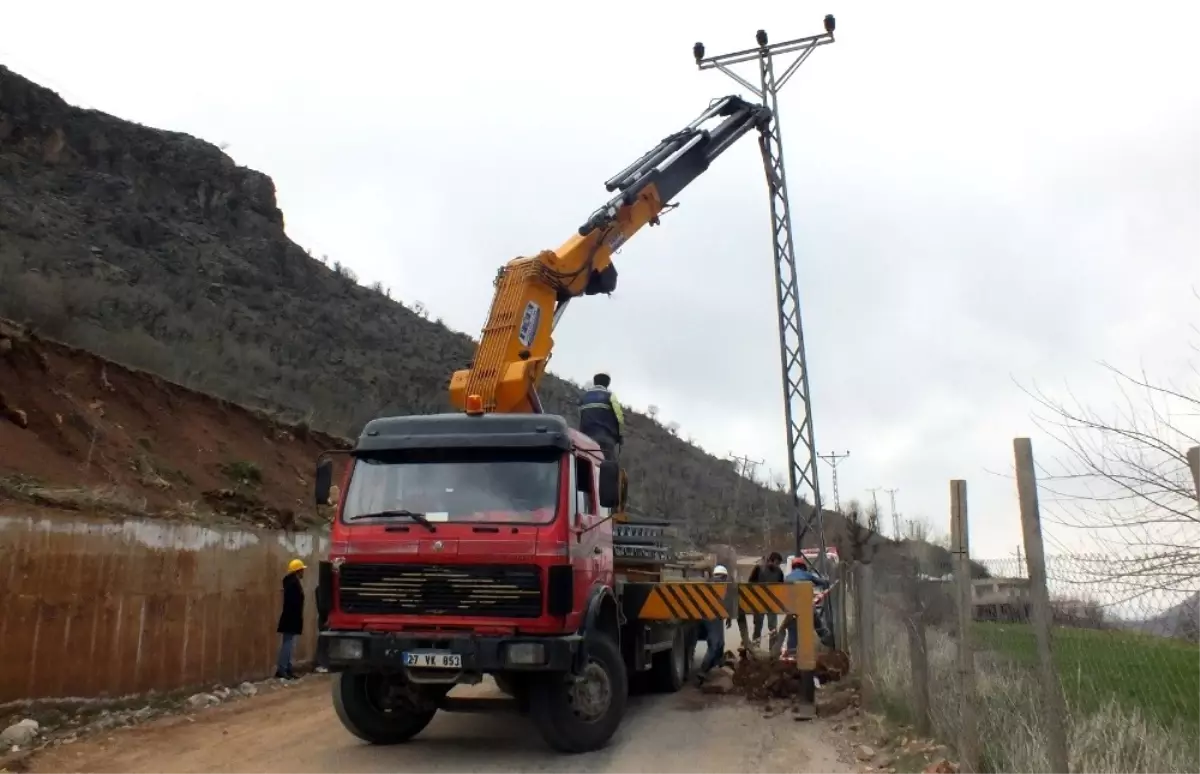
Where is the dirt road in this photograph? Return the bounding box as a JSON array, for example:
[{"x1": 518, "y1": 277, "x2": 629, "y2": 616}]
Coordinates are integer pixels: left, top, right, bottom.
[{"x1": 29, "y1": 629, "x2": 853, "y2": 774}]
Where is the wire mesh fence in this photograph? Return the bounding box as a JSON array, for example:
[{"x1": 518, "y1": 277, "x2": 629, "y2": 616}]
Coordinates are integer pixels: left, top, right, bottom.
[{"x1": 845, "y1": 552, "x2": 1200, "y2": 774}]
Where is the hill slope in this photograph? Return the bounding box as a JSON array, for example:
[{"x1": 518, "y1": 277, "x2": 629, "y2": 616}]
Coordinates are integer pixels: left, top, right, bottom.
[
  {"x1": 0, "y1": 318, "x2": 346, "y2": 528},
  {"x1": 0, "y1": 64, "x2": 850, "y2": 550},
  {"x1": 1131, "y1": 592, "x2": 1200, "y2": 641}
]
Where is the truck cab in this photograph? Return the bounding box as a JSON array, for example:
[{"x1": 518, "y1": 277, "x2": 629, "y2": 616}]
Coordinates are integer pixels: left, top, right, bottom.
[{"x1": 314, "y1": 412, "x2": 638, "y2": 752}]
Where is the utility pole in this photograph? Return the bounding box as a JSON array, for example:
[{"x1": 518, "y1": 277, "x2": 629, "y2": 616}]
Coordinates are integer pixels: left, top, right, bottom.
[
  {"x1": 866, "y1": 487, "x2": 882, "y2": 533},
  {"x1": 695, "y1": 15, "x2": 837, "y2": 560},
  {"x1": 727, "y1": 453, "x2": 764, "y2": 547},
  {"x1": 885, "y1": 487, "x2": 900, "y2": 539},
  {"x1": 817, "y1": 451, "x2": 851, "y2": 512}
]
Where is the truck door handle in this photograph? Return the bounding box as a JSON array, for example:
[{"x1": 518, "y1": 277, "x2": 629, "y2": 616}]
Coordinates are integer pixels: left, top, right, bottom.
[{"x1": 593, "y1": 545, "x2": 603, "y2": 555}]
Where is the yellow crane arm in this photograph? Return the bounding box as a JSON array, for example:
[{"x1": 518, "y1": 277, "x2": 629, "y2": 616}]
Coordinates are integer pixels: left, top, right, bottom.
[{"x1": 450, "y1": 95, "x2": 772, "y2": 414}]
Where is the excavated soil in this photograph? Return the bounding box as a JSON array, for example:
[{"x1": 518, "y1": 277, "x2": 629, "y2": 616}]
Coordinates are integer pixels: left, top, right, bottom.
[
  {"x1": 0, "y1": 319, "x2": 348, "y2": 528},
  {"x1": 733, "y1": 647, "x2": 854, "y2": 708}
]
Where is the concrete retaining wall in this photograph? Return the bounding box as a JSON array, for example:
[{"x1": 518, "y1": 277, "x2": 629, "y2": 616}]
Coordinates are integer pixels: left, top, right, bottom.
[{"x1": 0, "y1": 512, "x2": 326, "y2": 704}]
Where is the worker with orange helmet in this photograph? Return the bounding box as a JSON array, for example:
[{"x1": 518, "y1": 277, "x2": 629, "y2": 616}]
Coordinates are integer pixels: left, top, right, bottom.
[
  {"x1": 783, "y1": 555, "x2": 830, "y2": 655},
  {"x1": 275, "y1": 558, "x2": 307, "y2": 679}
]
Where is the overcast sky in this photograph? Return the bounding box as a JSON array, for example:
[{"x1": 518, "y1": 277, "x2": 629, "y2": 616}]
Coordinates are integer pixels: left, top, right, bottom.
[{"x1": 5, "y1": 1, "x2": 1198, "y2": 567}]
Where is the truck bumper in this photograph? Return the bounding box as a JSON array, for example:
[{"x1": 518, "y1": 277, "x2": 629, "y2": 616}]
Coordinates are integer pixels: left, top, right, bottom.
[{"x1": 316, "y1": 630, "x2": 582, "y2": 675}]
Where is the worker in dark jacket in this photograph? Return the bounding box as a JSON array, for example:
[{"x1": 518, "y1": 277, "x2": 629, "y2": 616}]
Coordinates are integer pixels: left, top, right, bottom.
[
  {"x1": 275, "y1": 558, "x2": 306, "y2": 679},
  {"x1": 578, "y1": 373, "x2": 625, "y2": 460},
  {"x1": 747, "y1": 552, "x2": 785, "y2": 646}
]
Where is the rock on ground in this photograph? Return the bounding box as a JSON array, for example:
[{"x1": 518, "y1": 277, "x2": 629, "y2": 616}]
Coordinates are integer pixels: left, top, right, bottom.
[
  {"x1": 700, "y1": 667, "x2": 736, "y2": 695},
  {"x1": 186, "y1": 693, "x2": 220, "y2": 710},
  {"x1": 0, "y1": 718, "x2": 40, "y2": 746}
]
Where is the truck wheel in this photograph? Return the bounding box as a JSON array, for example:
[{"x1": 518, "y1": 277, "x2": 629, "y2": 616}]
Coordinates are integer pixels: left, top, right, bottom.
[
  {"x1": 684, "y1": 625, "x2": 699, "y2": 674},
  {"x1": 494, "y1": 674, "x2": 517, "y2": 697},
  {"x1": 332, "y1": 672, "x2": 437, "y2": 745},
  {"x1": 494, "y1": 674, "x2": 531, "y2": 713},
  {"x1": 648, "y1": 627, "x2": 687, "y2": 693},
  {"x1": 530, "y1": 632, "x2": 628, "y2": 753}
]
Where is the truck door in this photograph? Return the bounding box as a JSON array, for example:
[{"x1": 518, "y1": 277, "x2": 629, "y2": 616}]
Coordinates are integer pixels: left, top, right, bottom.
[{"x1": 570, "y1": 454, "x2": 605, "y2": 609}]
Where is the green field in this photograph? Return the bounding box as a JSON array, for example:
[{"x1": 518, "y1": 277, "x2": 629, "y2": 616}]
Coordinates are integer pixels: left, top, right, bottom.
[{"x1": 974, "y1": 622, "x2": 1200, "y2": 729}]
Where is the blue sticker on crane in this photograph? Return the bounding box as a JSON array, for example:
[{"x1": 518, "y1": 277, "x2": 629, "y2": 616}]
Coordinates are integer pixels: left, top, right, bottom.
[{"x1": 518, "y1": 301, "x2": 541, "y2": 348}]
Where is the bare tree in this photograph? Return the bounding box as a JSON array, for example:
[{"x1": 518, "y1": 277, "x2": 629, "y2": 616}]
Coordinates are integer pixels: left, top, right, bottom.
[
  {"x1": 843, "y1": 497, "x2": 863, "y2": 525},
  {"x1": 904, "y1": 516, "x2": 932, "y2": 543},
  {"x1": 864, "y1": 500, "x2": 882, "y2": 534},
  {"x1": 1021, "y1": 344, "x2": 1199, "y2": 599}
]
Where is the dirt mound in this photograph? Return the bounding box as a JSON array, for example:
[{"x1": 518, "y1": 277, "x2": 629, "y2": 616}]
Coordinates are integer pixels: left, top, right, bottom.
[
  {"x1": 816, "y1": 649, "x2": 851, "y2": 683},
  {"x1": 0, "y1": 320, "x2": 348, "y2": 528},
  {"x1": 733, "y1": 652, "x2": 811, "y2": 702},
  {"x1": 732, "y1": 648, "x2": 854, "y2": 709}
]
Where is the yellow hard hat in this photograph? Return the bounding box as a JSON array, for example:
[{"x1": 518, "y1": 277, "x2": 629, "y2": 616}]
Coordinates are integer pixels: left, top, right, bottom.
[{"x1": 287, "y1": 558, "x2": 307, "y2": 573}]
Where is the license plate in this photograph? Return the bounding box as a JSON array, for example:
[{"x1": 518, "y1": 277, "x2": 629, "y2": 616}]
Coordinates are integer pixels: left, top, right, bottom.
[{"x1": 402, "y1": 650, "x2": 462, "y2": 669}]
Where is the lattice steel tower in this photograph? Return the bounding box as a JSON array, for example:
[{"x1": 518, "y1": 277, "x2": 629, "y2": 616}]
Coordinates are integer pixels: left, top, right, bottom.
[
  {"x1": 818, "y1": 450, "x2": 851, "y2": 512},
  {"x1": 693, "y1": 15, "x2": 837, "y2": 559}
]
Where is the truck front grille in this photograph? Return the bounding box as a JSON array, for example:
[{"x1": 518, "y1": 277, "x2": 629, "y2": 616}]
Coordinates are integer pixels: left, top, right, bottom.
[{"x1": 337, "y1": 563, "x2": 543, "y2": 618}]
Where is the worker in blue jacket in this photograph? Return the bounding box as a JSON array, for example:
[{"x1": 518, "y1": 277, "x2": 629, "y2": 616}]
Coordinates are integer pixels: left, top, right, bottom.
[
  {"x1": 696, "y1": 564, "x2": 732, "y2": 680},
  {"x1": 783, "y1": 555, "x2": 830, "y2": 655}
]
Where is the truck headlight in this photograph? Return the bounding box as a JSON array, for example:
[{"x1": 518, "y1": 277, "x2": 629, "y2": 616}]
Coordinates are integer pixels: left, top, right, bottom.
[
  {"x1": 329, "y1": 638, "x2": 364, "y2": 661},
  {"x1": 504, "y1": 642, "x2": 546, "y2": 666}
]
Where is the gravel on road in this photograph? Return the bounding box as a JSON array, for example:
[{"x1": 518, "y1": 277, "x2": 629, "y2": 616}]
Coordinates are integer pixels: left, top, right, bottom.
[{"x1": 28, "y1": 627, "x2": 853, "y2": 774}]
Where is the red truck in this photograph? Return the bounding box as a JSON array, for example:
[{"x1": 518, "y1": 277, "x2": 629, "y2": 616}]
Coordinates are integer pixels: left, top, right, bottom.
[{"x1": 311, "y1": 96, "x2": 815, "y2": 753}]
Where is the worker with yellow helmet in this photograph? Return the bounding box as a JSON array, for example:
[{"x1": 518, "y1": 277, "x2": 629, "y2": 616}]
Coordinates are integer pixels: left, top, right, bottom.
[{"x1": 275, "y1": 558, "x2": 307, "y2": 679}]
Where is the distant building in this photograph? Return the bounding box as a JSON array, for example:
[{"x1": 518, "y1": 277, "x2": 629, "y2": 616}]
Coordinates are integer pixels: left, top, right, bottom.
[
  {"x1": 917, "y1": 574, "x2": 1032, "y2": 622},
  {"x1": 971, "y1": 577, "x2": 1030, "y2": 621}
]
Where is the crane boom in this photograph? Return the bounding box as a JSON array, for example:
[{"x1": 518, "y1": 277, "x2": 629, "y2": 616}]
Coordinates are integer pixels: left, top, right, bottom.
[{"x1": 450, "y1": 95, "x2": 772, "y2": 414}]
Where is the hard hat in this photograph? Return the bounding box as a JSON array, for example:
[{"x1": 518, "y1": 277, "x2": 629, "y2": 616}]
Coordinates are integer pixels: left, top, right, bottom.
[
  {"x1": 287, "y1": 558, "x2": 307, "y2": 573},
  {"x1": 712, "y1": 564, "x2": 729, "y2": 577}
]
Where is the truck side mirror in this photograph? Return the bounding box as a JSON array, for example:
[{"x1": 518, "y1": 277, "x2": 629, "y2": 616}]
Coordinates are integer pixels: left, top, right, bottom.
[
  {"x1": 597, "y1": 460, "x2": 621, "y2": 509},
  {"x1": 315, "y1": 458, "x2": 333, "y2": 506}
]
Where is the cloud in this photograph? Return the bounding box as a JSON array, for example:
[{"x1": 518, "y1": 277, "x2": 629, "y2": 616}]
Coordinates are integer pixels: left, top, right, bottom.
[{"x1": 3, "y1": 0, "x2": 1197, "y2": 559}]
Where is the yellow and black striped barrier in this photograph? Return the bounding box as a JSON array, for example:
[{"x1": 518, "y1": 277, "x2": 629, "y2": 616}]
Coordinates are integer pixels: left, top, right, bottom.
[
  {"x1": 636, "y1": 582, "x2": 732, "y2": 621},
  {"x1": 738, "y1": 582, "x2": 813, "y2": 618},
  {"x1": 741, "y1": 583, "x2": 817, "y2": 671}
]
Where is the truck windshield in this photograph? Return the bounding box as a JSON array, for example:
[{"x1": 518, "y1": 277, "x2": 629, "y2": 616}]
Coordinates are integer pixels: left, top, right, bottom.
[{"x1": 341, "y1": 448, "x2": 561, "y2": 524}]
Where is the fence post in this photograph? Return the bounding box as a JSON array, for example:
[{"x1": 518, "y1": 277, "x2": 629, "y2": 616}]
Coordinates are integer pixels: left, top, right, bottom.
[
  {"x1": 835, "y1": 566, "x2": 850, "y2": 652},
  {"x1": 1013, "y1": 438, "x2": 1071, "y2": 773},
  {"x1": 857, "y1": 562, "x2": 876, "y2": 706},
  {"x1": 1188, "y1": 446, "x2": 1199, "y2": 505},
  {"x1": 904, "y1": 555, "x2": 931, "y2": 735},
  {"x1": 950, "y1": 479, "x2": 981, "y2": 773}
]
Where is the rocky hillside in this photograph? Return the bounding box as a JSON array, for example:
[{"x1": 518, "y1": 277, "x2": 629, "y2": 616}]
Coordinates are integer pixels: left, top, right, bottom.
[
  {"x1": 0, "y1": 64, "x2": 853, "y2": 550},
  {"x1": 0, "y1": 318, "x2": 347, "y2": 529}
]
